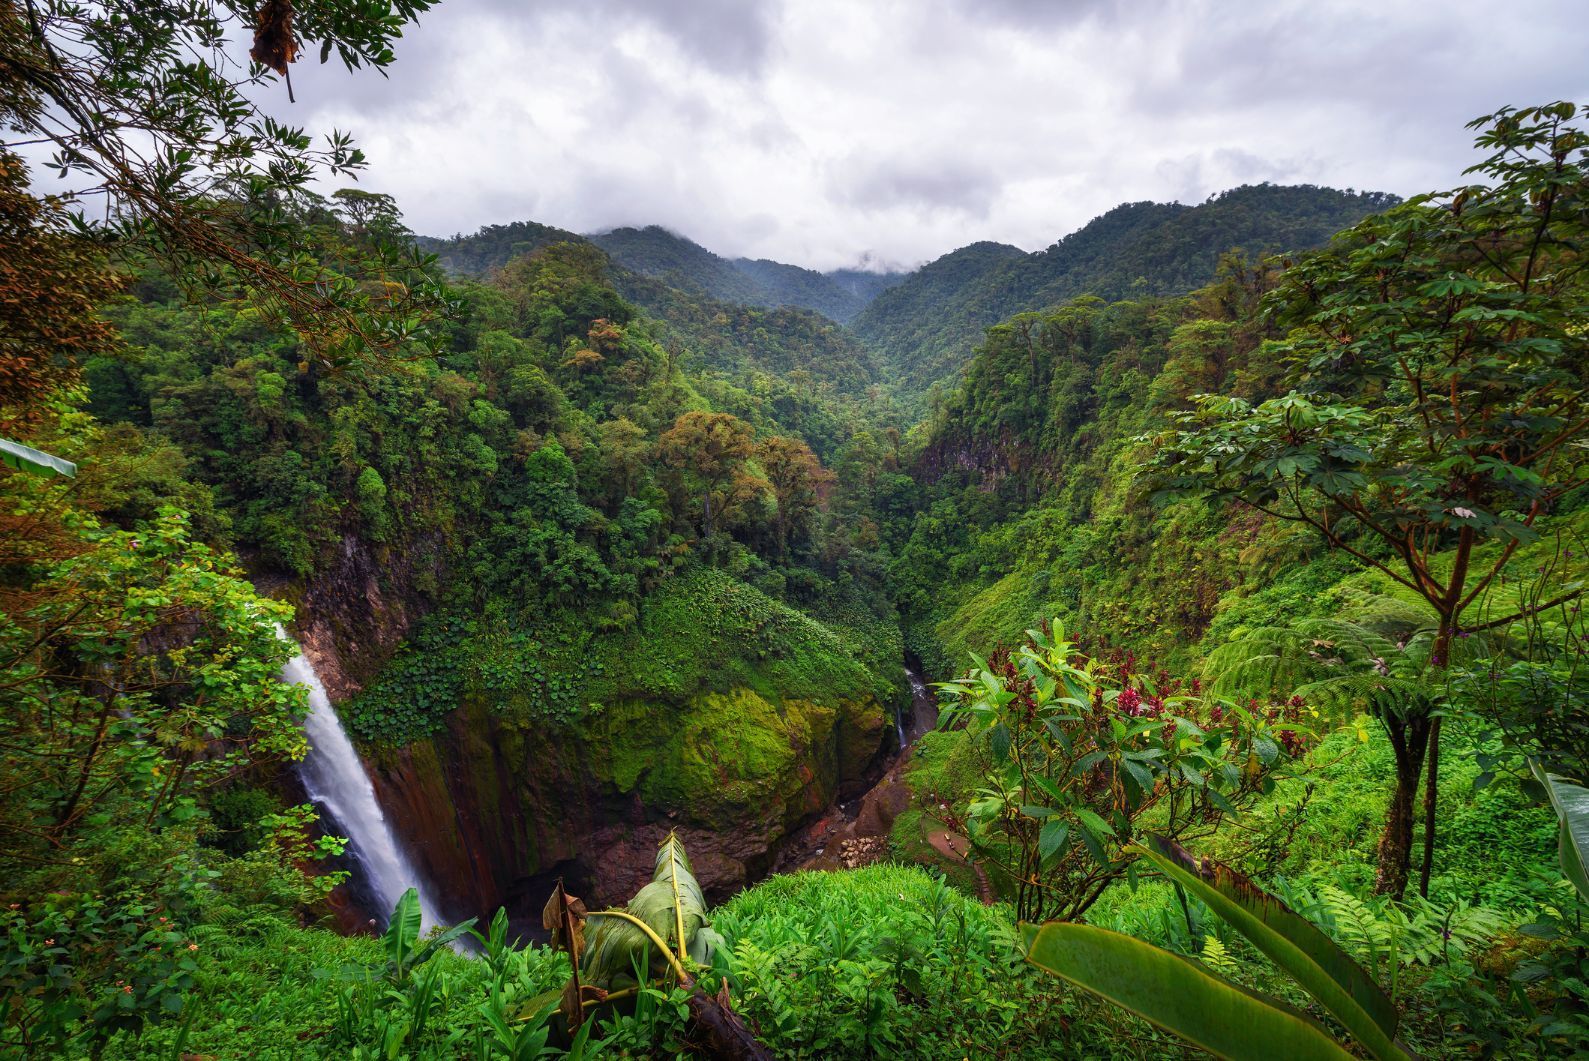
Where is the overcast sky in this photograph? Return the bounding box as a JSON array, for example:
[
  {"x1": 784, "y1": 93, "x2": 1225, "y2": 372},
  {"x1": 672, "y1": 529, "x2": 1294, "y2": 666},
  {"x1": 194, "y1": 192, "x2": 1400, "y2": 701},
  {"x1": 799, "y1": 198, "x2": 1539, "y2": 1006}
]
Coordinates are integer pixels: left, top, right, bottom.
[{"x1": 259, "y1": 1, "x2": 1585, "y2": 270}]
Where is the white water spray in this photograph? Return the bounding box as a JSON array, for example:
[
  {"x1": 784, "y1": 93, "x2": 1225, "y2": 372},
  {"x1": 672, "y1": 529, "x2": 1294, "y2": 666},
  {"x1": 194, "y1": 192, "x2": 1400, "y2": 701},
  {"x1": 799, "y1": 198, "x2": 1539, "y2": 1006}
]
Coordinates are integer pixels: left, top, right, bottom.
[
  {"x1": 897, "y1": 667, "x2": 914, "y2": 746},
  {"x1": 277, "y1": 626, "x2": 444, "y2": 932},
  {"x1": 902, "y1": 664, "x2": 939, "y2": 746}
]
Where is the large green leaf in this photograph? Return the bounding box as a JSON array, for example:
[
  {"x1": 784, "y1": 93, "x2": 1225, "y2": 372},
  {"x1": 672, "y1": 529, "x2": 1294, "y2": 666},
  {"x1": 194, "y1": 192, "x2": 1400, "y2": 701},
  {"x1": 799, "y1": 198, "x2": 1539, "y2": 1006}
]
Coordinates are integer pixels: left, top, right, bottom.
[
  {"x1": 0, "y1": 437, "x2": 75, "y2": 478},
  {"x1": 1021, "y1": 922, "x2": 1353, "y2": 1061},
  {"x1": 383, "y1": 887, "x2": 422, "y2": 971},
  {"x1": 1531, "y1": 760, "x2": 1589, "y2": 901},
  {"x1": 581, "y1": 832, "x2": 713, "y2": 989},
  {"x1": 1138, "y1": 836, "x2": 1409, "y2": 1060}
]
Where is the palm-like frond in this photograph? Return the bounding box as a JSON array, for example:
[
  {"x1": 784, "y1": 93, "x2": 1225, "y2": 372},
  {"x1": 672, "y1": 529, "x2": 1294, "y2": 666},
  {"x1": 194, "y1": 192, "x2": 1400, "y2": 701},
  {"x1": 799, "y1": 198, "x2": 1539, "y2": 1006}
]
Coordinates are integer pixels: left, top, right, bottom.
[{"x1": 1204, "y1": 593, "x2": 1442, "y2": 719}]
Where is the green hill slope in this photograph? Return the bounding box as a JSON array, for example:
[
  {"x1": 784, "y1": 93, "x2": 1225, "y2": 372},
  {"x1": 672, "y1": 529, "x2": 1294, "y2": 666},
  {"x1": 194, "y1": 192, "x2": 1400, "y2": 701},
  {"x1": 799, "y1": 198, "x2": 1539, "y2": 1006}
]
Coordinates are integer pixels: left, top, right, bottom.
[{"x1": 853, "y1": 184, "x2": 1398, "y2": 404}]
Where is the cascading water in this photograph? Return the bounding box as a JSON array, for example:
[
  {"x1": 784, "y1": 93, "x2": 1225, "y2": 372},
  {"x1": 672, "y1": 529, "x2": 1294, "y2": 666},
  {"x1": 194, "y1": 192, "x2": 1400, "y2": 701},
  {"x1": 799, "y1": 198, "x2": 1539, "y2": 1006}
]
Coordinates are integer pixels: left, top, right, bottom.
[
  {"x1": 276, "y1": 626, "x2": 444, "y2": 932},
  {"x1": 896, "y1": 668, "x2": 912, "y2": 747},
  {"x1": 901, "y1": 662, "x2": 940, "y2": 747}
]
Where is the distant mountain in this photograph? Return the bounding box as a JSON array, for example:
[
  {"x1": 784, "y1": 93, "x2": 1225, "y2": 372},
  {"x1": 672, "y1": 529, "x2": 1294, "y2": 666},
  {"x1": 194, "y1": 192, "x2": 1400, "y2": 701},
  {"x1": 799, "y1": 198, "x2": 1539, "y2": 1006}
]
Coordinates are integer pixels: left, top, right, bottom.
[
  {"x1": 419, "y1": 184, "x2": 1396, "y2": 409},
  {"x1": 424, "y1": 221, "x2": 907, "y2": 325},
  {"x1": 417, "y1": 222, "x2": 886, "y2": 436},
  {"x1": 416, "y1": 220, "x2": 581, "y2": 275},
  {"x1": 844, "y1": 240, "x2": 1027, "y2": 399},
  {"x1": 826, "y1": 267, "x2": 910, "y2": 304},
  {"x1": 852, "y1": 184, "x2": 1400, "y2": 402},
  {"x1": 589, "y1": 226, "x2": 905, "y2": 324}
]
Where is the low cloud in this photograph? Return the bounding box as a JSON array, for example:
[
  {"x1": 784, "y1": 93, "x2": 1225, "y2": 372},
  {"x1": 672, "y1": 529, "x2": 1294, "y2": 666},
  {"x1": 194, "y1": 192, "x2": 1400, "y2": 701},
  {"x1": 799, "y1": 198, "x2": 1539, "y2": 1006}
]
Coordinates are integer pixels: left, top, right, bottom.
[{"x1": 23, "y1": 0, "x2": 1588, "y2": 270}]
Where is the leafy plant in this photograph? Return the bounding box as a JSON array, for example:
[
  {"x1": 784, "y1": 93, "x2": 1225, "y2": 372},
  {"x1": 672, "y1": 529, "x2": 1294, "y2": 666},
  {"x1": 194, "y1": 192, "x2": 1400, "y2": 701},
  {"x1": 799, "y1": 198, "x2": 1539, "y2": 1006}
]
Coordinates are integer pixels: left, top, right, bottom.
[
  {"x1": 539, "y1": 833, "x2": 764, "y2": 1058},
  {"x1": 1532, "y1": 760, "x2": 1589, "y2": 901},
  {"x1": 380, "y1": 888, "x2": 476, "y2": 984},
  {"x1": 1153, "y1": 103, "x2": 1589, "y2": 897},
  {"x1": 937, "y1": 622, "x2": 1311, "y2": 920},
  {"x1": 1294, "y1": 883, "x2": 1507, "y2": 973},
  {"x1": 1023, "y1": 837, "x2": 1415, "y2": 1060}
]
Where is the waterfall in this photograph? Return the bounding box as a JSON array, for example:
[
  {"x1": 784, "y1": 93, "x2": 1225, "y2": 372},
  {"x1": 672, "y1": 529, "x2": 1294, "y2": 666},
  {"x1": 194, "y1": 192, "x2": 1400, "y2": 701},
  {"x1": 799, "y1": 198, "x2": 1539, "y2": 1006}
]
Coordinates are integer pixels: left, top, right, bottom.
[
  {"x1": 896, "y1": 667, "x2": 911, "y2": 746},
  {"x1": 277, "y1": 627, "x2": 444, "y2": 932},
  {"x1": 903, "y1": 663, "x2": 939, "y2": 745}
]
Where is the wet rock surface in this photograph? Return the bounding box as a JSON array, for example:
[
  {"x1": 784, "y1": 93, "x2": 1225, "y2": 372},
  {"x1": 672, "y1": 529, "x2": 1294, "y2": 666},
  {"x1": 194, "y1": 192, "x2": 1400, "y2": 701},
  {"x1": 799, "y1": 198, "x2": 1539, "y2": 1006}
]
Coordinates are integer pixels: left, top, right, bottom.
[{"x1": 778, "y1": 661, "x2": 939, "y2": 875}]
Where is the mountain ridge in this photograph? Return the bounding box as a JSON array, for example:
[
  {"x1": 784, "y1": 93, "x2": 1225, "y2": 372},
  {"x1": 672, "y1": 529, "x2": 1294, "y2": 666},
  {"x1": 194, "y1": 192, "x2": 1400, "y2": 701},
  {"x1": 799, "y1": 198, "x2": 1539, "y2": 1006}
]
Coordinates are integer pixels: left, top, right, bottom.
[
  {"x1": 852, "y1": 182, "x2": 1401, "y2": 402},
  {"x1": 418, "y1": 182, "x2": 1399, "y2": 406}
]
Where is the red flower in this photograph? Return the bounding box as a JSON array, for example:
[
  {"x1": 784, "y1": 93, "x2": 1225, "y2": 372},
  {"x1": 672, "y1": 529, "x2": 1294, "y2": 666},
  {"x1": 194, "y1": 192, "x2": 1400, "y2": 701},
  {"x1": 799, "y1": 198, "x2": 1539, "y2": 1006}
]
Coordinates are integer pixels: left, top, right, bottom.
[{"x1": 1118, "y1": 687, "x2": 1142, "y2": 715}]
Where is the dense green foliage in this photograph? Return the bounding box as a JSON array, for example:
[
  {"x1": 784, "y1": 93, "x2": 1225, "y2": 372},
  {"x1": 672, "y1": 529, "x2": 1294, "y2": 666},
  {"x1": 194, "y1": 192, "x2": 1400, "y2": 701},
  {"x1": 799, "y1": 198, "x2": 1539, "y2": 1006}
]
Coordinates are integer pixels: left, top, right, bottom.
[
  {"x1": 938, "y1": 624, "x2": 1314, "y2": 921},
  {"x1": 854, "y1": 185, "x2": 1397, "y2": 403},
  {"x1": 4, "y1": 18, "x2": 1588, "y2": 1053},
  {"x1": 1, "y1": 0, "x2": 452, "y2": 368}
]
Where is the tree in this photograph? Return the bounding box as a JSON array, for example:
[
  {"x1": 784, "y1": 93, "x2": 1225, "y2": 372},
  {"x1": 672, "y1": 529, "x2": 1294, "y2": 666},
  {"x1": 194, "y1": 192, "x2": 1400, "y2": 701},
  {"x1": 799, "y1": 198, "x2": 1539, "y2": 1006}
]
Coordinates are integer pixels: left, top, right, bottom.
[
  {"x1": 595, "y1": 417, "x2": 650, "y2": 510},
  {"x1": 0, "y1": 0, "x2": 452, "y2": 365},
  {"x1": 330, "y1": 188, "x2": 406, "y2": 240},
  {"x1": 0, "y1": 151, "x2": 119, "y2": 435},
  {"x1": 757, "y1": 435, "x2": 832, "y2": 560},
  {"x1": 1154, "y1": 103, "x2": 1589, "y2": 897},
  {"x1": 655, "y1": 411, "x2": 758, "y2": 540}
]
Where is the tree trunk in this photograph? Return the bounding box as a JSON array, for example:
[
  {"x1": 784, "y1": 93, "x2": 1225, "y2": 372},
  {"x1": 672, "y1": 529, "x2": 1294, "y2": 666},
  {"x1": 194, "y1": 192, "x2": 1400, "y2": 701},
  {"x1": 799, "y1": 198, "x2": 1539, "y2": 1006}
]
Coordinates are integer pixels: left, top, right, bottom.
[
  {"x1": 1374, "y1": 713, "x2": 1430, "y2": 898},
  {"x1": 1418, "y1": 714, "x2": 1442, "y2": 898},
  {"x1": 1416, "y1": 534, "x2": 1471, "y2": 895}
]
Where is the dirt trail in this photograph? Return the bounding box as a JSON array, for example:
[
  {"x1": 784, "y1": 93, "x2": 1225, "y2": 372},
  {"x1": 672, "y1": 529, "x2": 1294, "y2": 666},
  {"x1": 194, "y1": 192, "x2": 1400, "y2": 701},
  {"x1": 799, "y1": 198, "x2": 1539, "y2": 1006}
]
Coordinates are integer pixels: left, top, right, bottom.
[{"x1": 925, "y1": 827, "x2": 994, "y2": 905}]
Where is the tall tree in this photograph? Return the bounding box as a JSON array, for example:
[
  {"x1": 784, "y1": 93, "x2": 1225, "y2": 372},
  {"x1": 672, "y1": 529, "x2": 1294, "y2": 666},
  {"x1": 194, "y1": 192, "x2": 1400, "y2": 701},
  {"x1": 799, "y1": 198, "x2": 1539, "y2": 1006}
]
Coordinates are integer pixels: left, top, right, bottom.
[
  {"x1": 1154, "y1": 102, "x2": 1589, "y2": 897},
  {"x1": 656, "y1": 411, "x2": 758, "y2": 540},
  {"x1": 0, "y1": 0, "x2": 451, "y2": 366},
  {"x1": 757, "y1": 434, "x2": 832, "y2": 560}
]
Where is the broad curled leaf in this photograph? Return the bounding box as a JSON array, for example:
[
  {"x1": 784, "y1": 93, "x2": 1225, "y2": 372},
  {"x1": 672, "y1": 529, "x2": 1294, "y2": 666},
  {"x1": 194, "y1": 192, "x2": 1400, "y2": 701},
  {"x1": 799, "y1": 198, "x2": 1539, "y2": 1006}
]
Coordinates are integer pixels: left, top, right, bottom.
[
  {"x1": 1531, "y1": 760, "x2": 1589, "y2": 902},
  {"x1": 1, "y1": 438, "x2": 76, "y2": 478},
  {"x1": 1021, "y1": 921, "x2": 1354, "y2": 1060},
  {"x1": 577, "y1": 833, "x2": 713, "y2": 994},
  {"x1": 1138, "y1": 837, "x2": 1409, "y2": 1061}
]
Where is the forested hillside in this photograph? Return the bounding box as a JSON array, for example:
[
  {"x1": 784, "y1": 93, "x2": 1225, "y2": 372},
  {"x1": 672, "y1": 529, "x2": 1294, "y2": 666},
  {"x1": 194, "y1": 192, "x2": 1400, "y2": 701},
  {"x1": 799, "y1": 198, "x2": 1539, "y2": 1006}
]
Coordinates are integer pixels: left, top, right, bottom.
[
  {"x1": 591, "y1": 226, "x2": 905, "y2": 324},
  {"x1": 421, "y1": 225, "x2": 898, "y2": 442},
  {"x1": 429, "y1": 222, "x2": 907, "y2": 326},
  {"x1": 3, "y1": 4, "x2": 1588, "y2": 1059},
  {"x1": 853, "y1": 184, "x2": 1398, "y2": 402}
]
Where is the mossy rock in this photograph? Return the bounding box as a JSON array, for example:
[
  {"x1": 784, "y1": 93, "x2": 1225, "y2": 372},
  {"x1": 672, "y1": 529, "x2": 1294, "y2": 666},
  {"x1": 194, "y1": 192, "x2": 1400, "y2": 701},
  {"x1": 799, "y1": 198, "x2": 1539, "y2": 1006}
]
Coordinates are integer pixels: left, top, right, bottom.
[{"x1": 583, "y1": 688, "x2": 886, "y2": 832}]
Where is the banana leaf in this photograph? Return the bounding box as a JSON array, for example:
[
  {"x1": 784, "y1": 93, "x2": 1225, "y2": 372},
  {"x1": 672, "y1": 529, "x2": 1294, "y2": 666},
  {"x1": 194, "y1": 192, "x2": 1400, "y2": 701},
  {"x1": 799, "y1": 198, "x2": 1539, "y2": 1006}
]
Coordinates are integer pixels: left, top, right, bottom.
[
  {"x1": 1531, "y1": 760, "x2": 1589, "y2": 901},
  {"x1": 1138, "y1": 836, "x2": 1410, "y2": 1061},
  {"x1": 581, "y1": 832, "x2": 715, "y2": 989},
  {"x1": 1021, "y1": 921, "x2": 1353, "y2": 1061},
  {"x1": 384, "y1": 887, "x2": 423, "y2": 972},
  {"x1": 381, "y1": 887, "x2": 475, "y2": 980}
]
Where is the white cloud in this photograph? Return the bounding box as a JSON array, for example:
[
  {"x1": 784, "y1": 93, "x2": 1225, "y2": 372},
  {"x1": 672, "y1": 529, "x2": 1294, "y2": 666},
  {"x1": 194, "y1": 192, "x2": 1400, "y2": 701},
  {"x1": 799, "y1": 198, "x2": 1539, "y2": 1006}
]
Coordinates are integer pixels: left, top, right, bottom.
[{"x1": 26, "y1": 0, "x2": 1589, "y2": 270}]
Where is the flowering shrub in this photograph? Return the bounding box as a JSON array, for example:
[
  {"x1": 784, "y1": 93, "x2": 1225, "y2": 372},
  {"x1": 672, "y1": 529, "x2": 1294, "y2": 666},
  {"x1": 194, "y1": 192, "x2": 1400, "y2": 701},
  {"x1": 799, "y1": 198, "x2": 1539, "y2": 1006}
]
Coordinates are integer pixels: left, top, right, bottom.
[
  {"x1": 937, "y1": 622, "x2": 1314, "y2": 921},
  {"x1": 0, "y1": 879, "x2": 205, "y2": 1052}
]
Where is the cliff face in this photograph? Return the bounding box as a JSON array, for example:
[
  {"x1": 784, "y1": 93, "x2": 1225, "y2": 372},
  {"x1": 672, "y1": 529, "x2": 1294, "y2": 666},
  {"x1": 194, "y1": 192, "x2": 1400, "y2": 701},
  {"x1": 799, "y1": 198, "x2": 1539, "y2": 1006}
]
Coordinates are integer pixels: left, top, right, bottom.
[
  {"x1": 289, "y1": 547, "x2": 893, "y2": 927},
  {"x1": 368, "y1": 688, "x2": 886, "y2": 924},
  {"x1": 295, "y1": 532, "x2": 446, "y2": 701}
]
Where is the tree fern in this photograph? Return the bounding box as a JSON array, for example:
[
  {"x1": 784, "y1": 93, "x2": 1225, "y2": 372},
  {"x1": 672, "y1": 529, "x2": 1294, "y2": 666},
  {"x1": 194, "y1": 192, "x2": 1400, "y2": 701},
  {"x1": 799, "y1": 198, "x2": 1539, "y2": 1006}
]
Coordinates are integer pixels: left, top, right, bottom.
[{"x1": 1204, "y1": 591, "x2": 1447, "y2": 721}]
